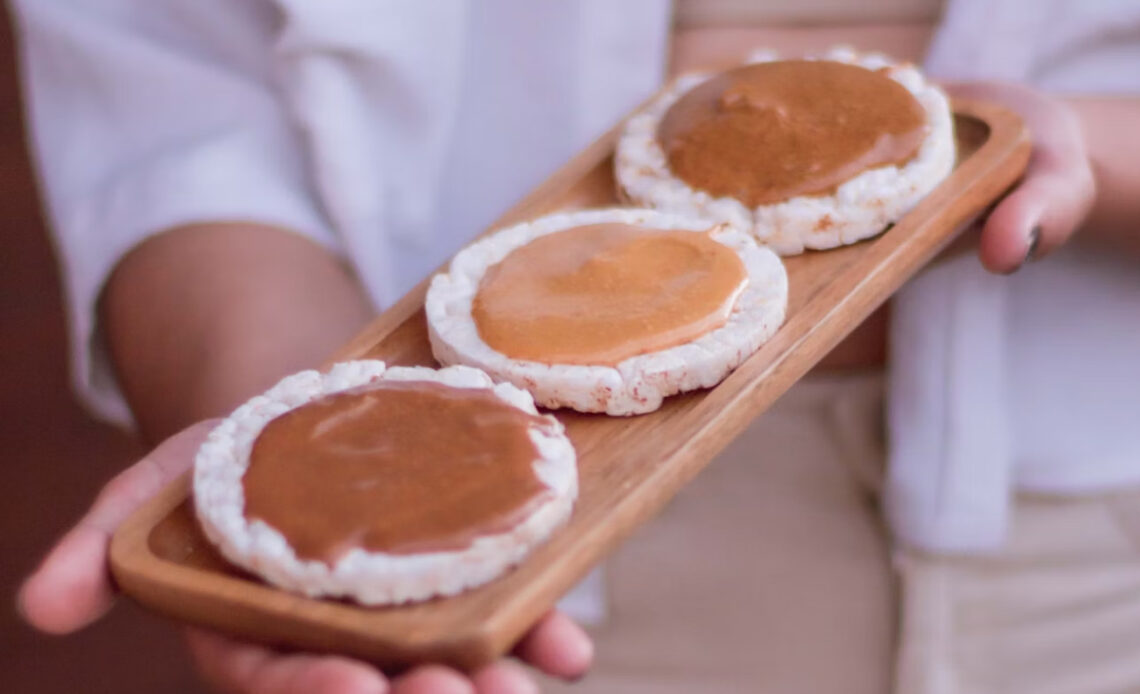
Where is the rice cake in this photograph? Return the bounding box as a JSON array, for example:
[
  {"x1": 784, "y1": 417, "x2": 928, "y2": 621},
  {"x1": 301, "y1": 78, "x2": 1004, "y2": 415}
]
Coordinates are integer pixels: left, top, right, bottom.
[
  {"x1": 426, "y1": 208, "x2": 788, "y2": 415},
  {"x1": 615, "y1": 47, "x2": 956, "y2": 255},
  {"x1": 193, "y1": 361, "x2": 577, "y2": 605}
]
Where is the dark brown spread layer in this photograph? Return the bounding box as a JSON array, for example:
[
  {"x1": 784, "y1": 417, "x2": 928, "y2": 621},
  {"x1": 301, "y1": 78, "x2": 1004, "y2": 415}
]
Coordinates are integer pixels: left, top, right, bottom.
[
  {"x1": 658, "y1": 60, "x2": 928, "y2": 206},
  {"x1": 243, "y1": 380, "x2": 550, "y2": 564},
  {"x1": 472, "y1": 223, "x2": 748, "y2": 365}
]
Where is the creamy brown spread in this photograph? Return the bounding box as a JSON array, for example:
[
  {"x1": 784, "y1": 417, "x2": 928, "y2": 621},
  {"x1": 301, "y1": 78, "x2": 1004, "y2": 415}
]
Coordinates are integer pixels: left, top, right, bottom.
[
  {"x1": 472, "y1": 223, "x2": 748, "y2": 365},
  {"x1": 242, "y1": 381, "x2": 550, "y2": 564},
  {"x1": 658, "y1": 60, "x2": 928, "y2": 206}
]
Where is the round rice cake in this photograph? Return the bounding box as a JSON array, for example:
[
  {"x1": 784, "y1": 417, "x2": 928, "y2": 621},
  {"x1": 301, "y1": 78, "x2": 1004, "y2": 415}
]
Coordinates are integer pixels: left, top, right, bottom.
[
  {"x1": 193, "y1": 360, "x2": 577, "y2": 605},
  {"x1": 426, "y1": 208, "x2": 788, "y2": 415},
  {"x1": 615, "y1": 47, "x2": 956, "y2": 255}
]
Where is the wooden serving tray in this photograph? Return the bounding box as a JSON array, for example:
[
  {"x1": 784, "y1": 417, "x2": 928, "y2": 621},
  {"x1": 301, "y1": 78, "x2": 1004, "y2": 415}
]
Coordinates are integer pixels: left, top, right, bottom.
[{"x1": 111, "y1": 98, "x2": 1030, "y2": 671}]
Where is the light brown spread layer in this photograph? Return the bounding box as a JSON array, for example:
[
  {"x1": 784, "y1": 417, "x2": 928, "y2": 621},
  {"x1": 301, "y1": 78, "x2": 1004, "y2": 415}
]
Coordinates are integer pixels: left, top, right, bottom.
[
  {"x1": 472, "y1": 223, "x2": 748, "y2": 366},
  {"x1": 243, "y1": 381, "x2": 550, "y2": 565},
  {"x1": 658, "y1": 60, "x2": 928, "y2": 206}
]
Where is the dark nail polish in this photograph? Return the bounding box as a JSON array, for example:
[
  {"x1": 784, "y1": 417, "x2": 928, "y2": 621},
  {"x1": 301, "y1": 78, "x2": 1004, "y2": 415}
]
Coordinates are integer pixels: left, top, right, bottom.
[{"x1": 1025, "y1": 225, "x2": 1042, "y2": 263}]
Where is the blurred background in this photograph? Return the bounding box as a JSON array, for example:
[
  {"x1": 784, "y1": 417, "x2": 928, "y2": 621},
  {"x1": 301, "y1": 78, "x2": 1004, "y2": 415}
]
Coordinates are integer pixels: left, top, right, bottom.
[{"x1": 0, "y1": 7, "x2": 204, "y2": 692}]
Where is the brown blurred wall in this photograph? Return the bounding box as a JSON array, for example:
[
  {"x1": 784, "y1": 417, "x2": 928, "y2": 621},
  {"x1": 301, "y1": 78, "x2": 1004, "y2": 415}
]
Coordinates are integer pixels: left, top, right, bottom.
[{"x1": 0, "y1": 7, "x2": 206, "y2": 693}]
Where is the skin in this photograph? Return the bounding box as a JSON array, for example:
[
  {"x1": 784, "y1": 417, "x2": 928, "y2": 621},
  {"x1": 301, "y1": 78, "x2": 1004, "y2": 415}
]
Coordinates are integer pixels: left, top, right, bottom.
[
  {"x1": 15, "y1": 44, "x2": 1135, "y2": 694},
  {"x1": 917, "y1": 87, "x2": 1139, "y2": 272},
  {"x1": 1072, "y1": 97, "x2": 1140, "y2": 255},
  {"x1": 947, "y1": 82, "x2": 1096, "y2": 271}
]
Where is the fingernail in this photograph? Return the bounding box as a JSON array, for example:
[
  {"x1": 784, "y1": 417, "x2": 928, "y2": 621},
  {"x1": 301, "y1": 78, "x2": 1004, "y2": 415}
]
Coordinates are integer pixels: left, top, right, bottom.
[{"x1": 1025, "y1": 225, "x2": 1042, "y2": 263}]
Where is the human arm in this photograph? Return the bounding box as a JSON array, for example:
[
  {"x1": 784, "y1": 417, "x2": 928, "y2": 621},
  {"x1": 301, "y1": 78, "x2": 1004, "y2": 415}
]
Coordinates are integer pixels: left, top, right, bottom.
[
  {"x1": 1069, "y1": 96, "x2": 1140, "y2": 256},
  {"x1": 99, "y1": 223, "x2": 375, "y2": 443}
]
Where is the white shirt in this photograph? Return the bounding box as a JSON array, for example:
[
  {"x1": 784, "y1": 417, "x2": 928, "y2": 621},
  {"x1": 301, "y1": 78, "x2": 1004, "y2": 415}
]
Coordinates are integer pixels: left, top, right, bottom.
[
  {"x1": 12, "y1": 0, "x2": 670, "y2": 425},
  {"x1": 889, "y1": 0, "x2": 1140, "y2": 552},
  {"x1": 13, "y1": 0, "x2": 1140, "y2": 555}
]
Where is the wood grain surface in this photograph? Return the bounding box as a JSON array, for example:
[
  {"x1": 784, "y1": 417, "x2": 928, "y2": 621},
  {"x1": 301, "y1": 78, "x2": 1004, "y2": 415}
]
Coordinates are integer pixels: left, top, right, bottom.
[{"x1": 110, "y1": 98, "x2": 1030, "y2": 671}]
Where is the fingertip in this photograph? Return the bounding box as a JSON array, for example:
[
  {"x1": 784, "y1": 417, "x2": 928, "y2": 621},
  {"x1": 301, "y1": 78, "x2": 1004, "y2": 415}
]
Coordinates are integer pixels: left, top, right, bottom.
[
  {"x1": 185, "y1": 628, "x2": 390, "y2": 694},
  {"x1": 978, "y1": 190, "x2": 1041, "y2": 274},
  {"x1": 549, "y1": 612, "x2": 595, "y2": 679},
  {"x1": 298, "y1": 657, "x2": 389, "y2": 694},
  {"x1": 392, "y1": 665, "x2": 474, "y2": 694},
  {"x1": 471, "y1": 661, "x2": 538, "y2": 694},
  {"x1": 17, "y1": 527, "x2": 114, "y2": 634},
  {"x1": 515, "y1": 611, "x2": 594, "y2": 681}
]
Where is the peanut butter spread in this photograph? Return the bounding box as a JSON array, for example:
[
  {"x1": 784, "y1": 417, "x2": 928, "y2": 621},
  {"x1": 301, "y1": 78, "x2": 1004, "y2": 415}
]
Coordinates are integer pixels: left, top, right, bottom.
[
  {"x1": 243, "y1": 381, "x2": 550, "y2": 564},
  {"x1": 472, "y1": 223, "x2": 748, "y2": 365},
  {"x1": 658, "y1": 60, "x2": 928, "y2": 206}
]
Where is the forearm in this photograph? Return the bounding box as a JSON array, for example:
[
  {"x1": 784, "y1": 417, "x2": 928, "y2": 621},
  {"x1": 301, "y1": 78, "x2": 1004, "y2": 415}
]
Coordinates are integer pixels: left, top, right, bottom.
[
  {"x1": 100, "y1": 223, "x2": 375, "y2": 443},
  {"x1": 1068, "y1": 96, "x2": 1140, "y2": 254}
]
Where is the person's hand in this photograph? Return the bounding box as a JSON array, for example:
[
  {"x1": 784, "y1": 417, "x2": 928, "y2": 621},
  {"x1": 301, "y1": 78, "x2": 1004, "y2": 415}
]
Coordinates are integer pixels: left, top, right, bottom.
[
  {"x1": 946, "y1": 81, "x2": 1097, "y2": 273},
  {"x1": 18, "y1": 421, "x2": 593, "y2": 694}
]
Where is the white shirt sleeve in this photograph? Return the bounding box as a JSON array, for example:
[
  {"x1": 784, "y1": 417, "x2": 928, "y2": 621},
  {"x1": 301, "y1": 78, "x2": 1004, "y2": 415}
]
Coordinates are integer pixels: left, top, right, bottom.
[{"x1": 10, "y1": 0, "x2": 341, "y2": 427}]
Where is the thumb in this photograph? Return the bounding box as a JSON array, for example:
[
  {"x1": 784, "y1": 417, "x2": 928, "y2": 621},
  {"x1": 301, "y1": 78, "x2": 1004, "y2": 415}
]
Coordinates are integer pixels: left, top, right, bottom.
[
  {"x1": 17, "y1": 420, "x2": 218, "y2": 634},
  {"x1": 978, "y1": 163, "x2": 1093, "y2": 274}
]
